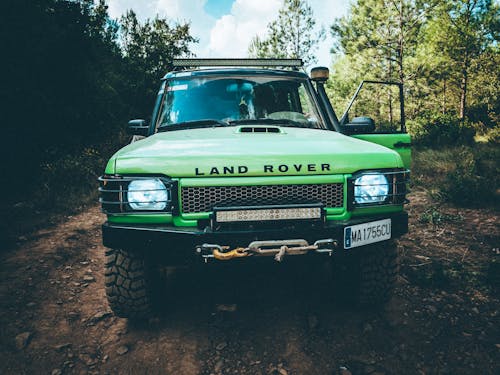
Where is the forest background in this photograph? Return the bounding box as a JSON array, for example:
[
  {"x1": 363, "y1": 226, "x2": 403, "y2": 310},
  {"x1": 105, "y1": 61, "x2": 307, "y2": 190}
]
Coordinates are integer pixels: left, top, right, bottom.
[{"x1": 0, "y1": 0, "x2": 498, "y2": 243}]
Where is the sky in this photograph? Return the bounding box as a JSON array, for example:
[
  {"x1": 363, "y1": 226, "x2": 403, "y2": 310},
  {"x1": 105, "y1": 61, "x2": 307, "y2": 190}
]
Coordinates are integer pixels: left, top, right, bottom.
[{"x1": 107, "y1": 0, "x2": 351, "y2": 69}]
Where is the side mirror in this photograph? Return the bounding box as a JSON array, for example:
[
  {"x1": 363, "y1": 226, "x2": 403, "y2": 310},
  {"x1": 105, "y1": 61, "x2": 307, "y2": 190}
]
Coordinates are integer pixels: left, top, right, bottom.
[
  {"x1": 127, "y1": 119, "x2": 149, "y2": 136},
  {"x1": 342, "y1": 116, "x2": 375, "y2": 134}
]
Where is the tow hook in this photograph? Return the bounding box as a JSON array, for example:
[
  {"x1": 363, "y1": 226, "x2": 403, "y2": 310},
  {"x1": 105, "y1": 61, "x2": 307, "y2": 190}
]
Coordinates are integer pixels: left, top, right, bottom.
[
  {"x1": 196, "y1": 239, "x2": 337, "y2": 263},
  {"x1": 213, "y1": 247, "x2": 248, "y2": 260}
]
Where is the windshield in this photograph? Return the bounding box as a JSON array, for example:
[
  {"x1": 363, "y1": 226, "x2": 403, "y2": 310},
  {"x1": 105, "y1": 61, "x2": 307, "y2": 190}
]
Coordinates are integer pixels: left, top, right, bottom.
[{"x1": 156, "y1": 76, "x2": 325, "y2": 130}]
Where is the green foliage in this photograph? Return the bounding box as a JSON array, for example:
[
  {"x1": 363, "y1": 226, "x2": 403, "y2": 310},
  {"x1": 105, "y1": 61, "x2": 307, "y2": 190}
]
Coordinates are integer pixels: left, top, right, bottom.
[
  {"x1": 442, "y1": 146, "x2": 499, "y2": 207},
  {"x1": 0, "y1": 0, "x2": 196, "y2": 213},
  {"x1": 120, "y1": 10, "x2": 197, "y2": 115},
  {"x1": 412, "y1": 144, "x2": 500, "y2": 207},
  {"x1": 328, "y1": 0, "x2": 499, "y2": 128},
  {"x1": 419, "y1": 207, "x2": 463, "y2": 225},
  {"x1": 247, "y1": 0, "x2": 324, "y2": 66},
  {"x1": 408, "y1": 114, "x2": 476, "y2": 147}
]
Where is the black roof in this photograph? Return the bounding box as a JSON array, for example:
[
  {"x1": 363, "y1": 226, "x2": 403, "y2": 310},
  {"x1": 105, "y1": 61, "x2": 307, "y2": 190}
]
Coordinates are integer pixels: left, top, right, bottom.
[{"x1": 163, "y1": 68, "x2": 309, "y2": 80}]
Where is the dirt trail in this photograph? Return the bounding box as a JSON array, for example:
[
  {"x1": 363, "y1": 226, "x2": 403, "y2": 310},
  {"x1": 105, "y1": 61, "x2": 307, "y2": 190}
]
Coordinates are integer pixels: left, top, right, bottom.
[{"x1": 0, "y1": 190, "x2": 499, "y2": 375}]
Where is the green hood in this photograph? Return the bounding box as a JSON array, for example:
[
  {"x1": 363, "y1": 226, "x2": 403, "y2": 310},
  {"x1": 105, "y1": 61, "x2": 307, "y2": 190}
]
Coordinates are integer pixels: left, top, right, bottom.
[{"x1": 108, "y1": 126, "x2": 403, "y2": 177}]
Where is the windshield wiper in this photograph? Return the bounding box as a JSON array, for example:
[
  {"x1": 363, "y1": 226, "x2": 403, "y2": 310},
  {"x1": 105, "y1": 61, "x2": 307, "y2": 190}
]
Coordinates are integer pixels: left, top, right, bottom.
[
  {"x1": 157, "y1": 119, "x2": 231, "y2": 132},
  {"x1": 228, "y1": 118, "x2": 312, "y2": 128}
]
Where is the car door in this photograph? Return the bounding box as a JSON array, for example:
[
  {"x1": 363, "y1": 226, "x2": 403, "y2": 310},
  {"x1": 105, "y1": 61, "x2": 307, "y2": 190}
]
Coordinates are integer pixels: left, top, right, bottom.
[{"x1": 340, "y1": 81, "x2": 411, "y2": 170}]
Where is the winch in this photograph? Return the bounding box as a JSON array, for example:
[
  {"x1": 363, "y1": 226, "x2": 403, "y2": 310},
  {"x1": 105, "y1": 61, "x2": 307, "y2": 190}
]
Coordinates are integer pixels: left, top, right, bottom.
[{"x1": 195, "y1": 239, "x2": 338, "y2": 262}]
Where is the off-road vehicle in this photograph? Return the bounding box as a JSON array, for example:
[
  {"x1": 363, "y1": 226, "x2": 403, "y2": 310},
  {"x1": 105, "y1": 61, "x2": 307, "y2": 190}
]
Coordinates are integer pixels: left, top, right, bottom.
[{"x1": 99, "y1": 58, "x2": 411, "y2": 318}]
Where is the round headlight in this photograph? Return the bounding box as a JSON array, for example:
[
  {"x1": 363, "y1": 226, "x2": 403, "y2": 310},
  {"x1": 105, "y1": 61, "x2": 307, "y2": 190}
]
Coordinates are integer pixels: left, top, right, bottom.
[
  {"x1": 127, "y1": 179, "x2": 170, "y2": 210},
  {"x1": 354, "y1": 173, "x2": 389, "y2": 204}
]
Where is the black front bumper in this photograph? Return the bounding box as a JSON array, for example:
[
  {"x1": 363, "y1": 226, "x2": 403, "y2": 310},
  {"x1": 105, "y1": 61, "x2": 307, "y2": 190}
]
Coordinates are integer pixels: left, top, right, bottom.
[{"x1": 102, "y1": 212, "x2": 408, "y2": 265}]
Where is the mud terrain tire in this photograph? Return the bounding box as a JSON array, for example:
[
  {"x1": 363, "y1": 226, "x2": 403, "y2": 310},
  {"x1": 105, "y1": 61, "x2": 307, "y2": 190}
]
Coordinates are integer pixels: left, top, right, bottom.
[
  {"x1": 105, "y1": 248, "x2": 156, "y2": 319},
  {"x1": 333, "y1": 241, "x2": 399, "y2": 306}
]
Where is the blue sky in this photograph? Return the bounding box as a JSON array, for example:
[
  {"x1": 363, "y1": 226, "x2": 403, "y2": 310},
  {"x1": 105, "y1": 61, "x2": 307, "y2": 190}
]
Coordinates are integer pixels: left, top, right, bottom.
[
  {"x1": 204, "y1": 0, "x2": 234, "y2": 18},
  {"x1": 107, "y1": 0, "x2": 351, "y2": 68}
]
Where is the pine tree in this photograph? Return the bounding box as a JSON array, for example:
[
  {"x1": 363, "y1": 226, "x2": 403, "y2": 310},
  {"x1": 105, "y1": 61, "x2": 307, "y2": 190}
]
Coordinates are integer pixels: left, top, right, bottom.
[{"x1": 247, "y1": 0, "x2": 324, "y2": 66}]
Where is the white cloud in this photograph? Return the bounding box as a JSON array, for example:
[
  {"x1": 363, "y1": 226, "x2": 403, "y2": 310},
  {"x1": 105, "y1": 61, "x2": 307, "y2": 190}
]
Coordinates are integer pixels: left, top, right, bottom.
[
  {"x1": 307, "y1": 0, "x2": 351, "y2": 67},
  {"x1": 107, "y1": 0, "x2": 214, "y2": 57},
  {"x1": 106, "y1": 0, "x2": 351, "y2": 67},
  {"x1": 208, "y1": 0, "x2": 281, "y2": 57},
  {"x1": 207, "y1": 0, "x2": 350, "y2": 67},
  {"x1": 107, "y1": 0, "x2": 155, "y2": 20},
  {"x1": 155, "y1": 0, "x2": 215, "y2": 57}
]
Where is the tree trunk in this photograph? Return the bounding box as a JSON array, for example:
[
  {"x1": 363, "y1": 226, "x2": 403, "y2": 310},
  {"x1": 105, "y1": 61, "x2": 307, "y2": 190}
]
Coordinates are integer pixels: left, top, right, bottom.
[
  {"x1": 459, "y1": 50, "x2": 469, "y2": 120},
  {"x1": 397, "y1": 0, "x2": 405, "y2": 86},
  {"x1": 442, "y1": 78, "x2": 446, "y2": 115}
]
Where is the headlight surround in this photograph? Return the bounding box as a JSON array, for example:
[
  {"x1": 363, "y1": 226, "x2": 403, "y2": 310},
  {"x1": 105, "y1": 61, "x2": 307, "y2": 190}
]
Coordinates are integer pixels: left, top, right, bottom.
[
  {"x1": 354, "y1": 173, "x2": 390, "y2": 204},
  {"x1": 127, "y1": 179, "x2": 170, "y2": 210}
]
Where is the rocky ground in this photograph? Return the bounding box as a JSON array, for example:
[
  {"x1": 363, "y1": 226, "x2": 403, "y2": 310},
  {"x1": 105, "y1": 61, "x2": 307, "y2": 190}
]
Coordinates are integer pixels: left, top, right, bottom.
[{"x1": 0, "y1": 189, "x2": 498, "y2": 375}]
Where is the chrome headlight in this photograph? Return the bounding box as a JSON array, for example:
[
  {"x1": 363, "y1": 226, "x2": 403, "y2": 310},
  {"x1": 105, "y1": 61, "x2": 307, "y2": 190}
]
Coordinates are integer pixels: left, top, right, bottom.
[
  {"x1": 354, "y1": 173, "x2": 389, "y2": 204},
  {"x1": 127, "y1": 179, "x2": 170, "y2": 210}
]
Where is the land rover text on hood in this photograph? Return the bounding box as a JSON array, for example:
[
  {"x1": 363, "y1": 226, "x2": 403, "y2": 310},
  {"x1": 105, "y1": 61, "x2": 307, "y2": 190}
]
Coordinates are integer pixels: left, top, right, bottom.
[{"x1": 99, "y1": 58, "x2": 411, "y2": 319}]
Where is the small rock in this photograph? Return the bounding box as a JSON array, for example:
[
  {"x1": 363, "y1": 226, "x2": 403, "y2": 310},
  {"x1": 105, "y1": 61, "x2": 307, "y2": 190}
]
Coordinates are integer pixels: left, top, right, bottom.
[
  {"x1": 339, "y1": 366, "x2": 352, "y2": 375},
  {"x1": 67, "y1": 312, "x2": 79, "y2": 321},
  {"x1": 216, "y1": 304, "x2": 237, "y2": 312},
  {"x1": 278, "y1": 368, "x2": 288, "y2": 375},
  {"x1": 396, "y1": 275, "x2": 410, "y2": 284},
  {"x1": 15, "y1": 332, "x2": 32, "y2": 350},
  {"x1": 427, "y1": 305, "x2": 437, "y2": 314},
  {"x1": 51, "y1": 369, "x2": 62, "y2": 375},
  {"x1": 472, "y1": 307, "x2": 479, "y2": 314},
  {"x1": 18, "y1": 236, "x2": 27, "y2": 241},
  {"x1": 26, "y1": 302, "x2": 36, "y2": 308},
  {"x1": 495, "y1": 343, "x2": 500, "y2": 349},
  {"x1": 116, "y1": 345, "x2": 129, "y2": 355},
  {"x1": 54, "y1": 343, "x2": 72, "y2": 351},
  {"x1": 351, "y1": 355, "x2": 376, "y2": 365},
  {"x1": 83, "y1": 275, "x2": 95, "y2": 282},
  {"x1": 216, "y1": 342, "x2": 227, "y2": 351},
  {"x1": 214, "y1": 359, "x2": 224, "y2": 372},
  {"x1": 88, "y1": 311, "x2": 112, "y2": 324}
]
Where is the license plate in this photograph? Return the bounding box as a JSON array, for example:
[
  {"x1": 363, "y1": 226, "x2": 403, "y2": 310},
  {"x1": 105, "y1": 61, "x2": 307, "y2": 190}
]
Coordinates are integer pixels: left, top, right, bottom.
[{"x1": 344, "y1": 219, "x2": 391, "y2": 249}]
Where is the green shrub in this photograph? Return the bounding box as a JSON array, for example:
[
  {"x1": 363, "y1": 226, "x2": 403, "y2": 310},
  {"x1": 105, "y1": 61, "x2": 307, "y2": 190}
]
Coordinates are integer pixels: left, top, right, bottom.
[
  {"x1": 408, "y1": 114, "x2": 476, "y2": 147},
  {"x1": 413, "y1": 144, "x2": 499, "y2": 208},
  {"x1": 485, "y1": 125, "x2": 500, "y2": 143},
  {"x1": 441, "y1": 146, "x2": 499, "y2": 207}
]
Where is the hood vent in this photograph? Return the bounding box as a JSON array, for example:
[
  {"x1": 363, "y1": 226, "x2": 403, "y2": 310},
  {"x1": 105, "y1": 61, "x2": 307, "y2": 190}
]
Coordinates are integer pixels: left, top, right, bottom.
[{"x1": 238, "y1": 126, "x2": 282, "y2": 133}]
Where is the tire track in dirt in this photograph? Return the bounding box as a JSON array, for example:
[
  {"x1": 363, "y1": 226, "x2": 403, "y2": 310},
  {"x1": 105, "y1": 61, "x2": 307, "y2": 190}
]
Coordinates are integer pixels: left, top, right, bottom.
[{"x1": 1, "y1": 191, "x2": 499, "y2": 374}]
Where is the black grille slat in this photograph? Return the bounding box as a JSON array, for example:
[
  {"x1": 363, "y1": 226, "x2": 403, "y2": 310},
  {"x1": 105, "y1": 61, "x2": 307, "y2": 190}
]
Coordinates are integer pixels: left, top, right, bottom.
[{"x1": 181, "y1": 184, "x2": 344, "y2": 213}]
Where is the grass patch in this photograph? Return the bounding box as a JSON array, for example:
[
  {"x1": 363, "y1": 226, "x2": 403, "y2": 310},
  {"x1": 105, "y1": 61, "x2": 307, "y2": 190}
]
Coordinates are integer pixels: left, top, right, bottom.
[
  {"x1": 418, "y1": 207, "x2": 463, "y2": 225},
  {"x1": 402, "y1": 259, "x2": 490, "y2": 291},
  {"x1": 412, "y1": 143, "x2": 499, "y2": 208}
]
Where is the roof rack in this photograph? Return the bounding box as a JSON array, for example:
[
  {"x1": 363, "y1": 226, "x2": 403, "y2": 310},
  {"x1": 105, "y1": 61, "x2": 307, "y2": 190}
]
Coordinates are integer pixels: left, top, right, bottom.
[{"x1": 172, "y1": 58, "x2": 303, "y2": 70}]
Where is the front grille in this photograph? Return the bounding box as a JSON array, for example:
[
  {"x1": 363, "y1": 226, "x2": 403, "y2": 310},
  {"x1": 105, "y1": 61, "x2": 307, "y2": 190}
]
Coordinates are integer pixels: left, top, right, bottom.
[{"x1": 181, "y1": 183, "x2": 344, "y2": 213}]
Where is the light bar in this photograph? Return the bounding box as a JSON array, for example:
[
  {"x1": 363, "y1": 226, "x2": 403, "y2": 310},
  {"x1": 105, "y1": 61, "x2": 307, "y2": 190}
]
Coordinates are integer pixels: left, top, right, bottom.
[
  {"x1": 173, "y1": 58, "x2": 303, "y2": 68},
  {"x1": 215, "y1": 207, "x2": 321, "y2": 223}
]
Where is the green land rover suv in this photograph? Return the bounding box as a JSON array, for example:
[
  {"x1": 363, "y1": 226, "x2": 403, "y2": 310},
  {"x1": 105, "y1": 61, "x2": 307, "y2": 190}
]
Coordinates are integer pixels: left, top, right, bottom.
[{"x1": 99, "y1": 59, "x2": 411, "y2": 318}]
